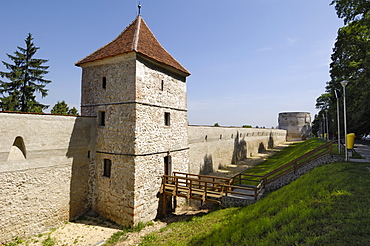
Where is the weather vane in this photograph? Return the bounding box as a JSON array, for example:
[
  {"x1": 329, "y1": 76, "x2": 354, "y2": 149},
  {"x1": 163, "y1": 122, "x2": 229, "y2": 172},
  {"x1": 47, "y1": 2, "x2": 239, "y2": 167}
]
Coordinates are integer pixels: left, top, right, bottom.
[{"x1": 138, "y1": 1, "x2": 141, "y2": 15}]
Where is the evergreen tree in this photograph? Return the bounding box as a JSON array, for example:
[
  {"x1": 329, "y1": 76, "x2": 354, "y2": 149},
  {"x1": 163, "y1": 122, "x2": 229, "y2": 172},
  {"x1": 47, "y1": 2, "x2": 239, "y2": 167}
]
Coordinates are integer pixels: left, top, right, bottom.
[
  {"x1": 0, "y1": 33, "x2": 51, "y2": 112},
  {"x1": 51, "y1": 101, "x2": 79, "y2": 115}
]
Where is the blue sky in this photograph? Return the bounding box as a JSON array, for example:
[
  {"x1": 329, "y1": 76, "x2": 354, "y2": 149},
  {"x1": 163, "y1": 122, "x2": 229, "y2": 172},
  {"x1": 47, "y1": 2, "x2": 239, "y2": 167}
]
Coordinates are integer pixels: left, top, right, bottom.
[{"x1": 0, "y1": 0, "x2": 343, "y2": 127}]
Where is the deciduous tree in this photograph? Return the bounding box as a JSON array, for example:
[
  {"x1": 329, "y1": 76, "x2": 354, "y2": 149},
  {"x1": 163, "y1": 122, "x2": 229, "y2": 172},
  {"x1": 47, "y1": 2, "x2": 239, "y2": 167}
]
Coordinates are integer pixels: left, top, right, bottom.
[{"x1": 314, "y1": 1, "x2": 370, "y2": 135}]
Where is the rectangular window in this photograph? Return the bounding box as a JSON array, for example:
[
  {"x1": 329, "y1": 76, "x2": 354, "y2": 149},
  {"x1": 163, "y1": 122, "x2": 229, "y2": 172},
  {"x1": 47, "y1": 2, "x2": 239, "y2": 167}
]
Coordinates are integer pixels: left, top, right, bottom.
[
  {"x1": 161, "y1": 80, "x2": 164, "y2": 91},
  {"x1": 102, "y1": 77, "x2": 107, "y2": 89},
  {"x1": 103, "y1": 159, "x2": 112, "y2": 178},
  {"x1": 164, "y1": 155, "x2": 172, "y2": 176},
  {"x1": 99, "y1": 111, "x2": 106, "y2": 126},
  {"x1": 164, "y1": 112, "x2": 170, "y2": 126}
]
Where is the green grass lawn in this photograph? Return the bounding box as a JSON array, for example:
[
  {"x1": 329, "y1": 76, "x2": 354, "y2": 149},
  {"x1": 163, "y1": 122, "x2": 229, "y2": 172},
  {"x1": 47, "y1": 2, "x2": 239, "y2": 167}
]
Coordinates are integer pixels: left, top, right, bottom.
[
  {"x1": 140, "y1": 158, "x2": 370, "y2": 245},
  {"x1": 244, "y1": 138, "x2": 327, "y2": 177}
]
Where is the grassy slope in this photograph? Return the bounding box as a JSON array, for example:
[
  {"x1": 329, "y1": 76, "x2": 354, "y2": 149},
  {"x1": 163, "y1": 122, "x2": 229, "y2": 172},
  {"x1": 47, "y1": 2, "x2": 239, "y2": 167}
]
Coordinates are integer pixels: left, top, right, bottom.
[
  {"x1": 245, "y1": 138, "x2": 327, "y2": 176},
  {"x1": 141, "y1": 146, "x2": 370, "y2": 245}
]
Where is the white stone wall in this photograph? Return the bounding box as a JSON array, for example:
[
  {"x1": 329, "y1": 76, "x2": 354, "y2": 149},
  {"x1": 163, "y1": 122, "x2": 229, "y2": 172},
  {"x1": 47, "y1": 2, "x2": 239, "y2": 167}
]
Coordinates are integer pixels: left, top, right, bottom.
[
  {"x1": 79, "y1": 53, "x2": 189, "y2": 226},
  {"x1": 79, "y1": 53, "x2": 137, "y2": 116},
  {"x1": 135, "y1": 105, "x2": 188, "y2": 154},
  {"x1": 0, "y1": 112, "x2": 287, "y2": 242},
  {"x1": 133, "y1": 57, "x2": 189, "y2": 224},
  {"x1": 79, "y1": 54, "x2": 139, "y2": 226},
  {"x1": 95, "y1": 104, "x2": 137, "y2": 154},
  {"x1": 93, "y1": 154, "x2": 135, "y2": 226},
  {"x1": 0, "y1": 113, "x2": 96, "y2": 243},
  {"x1": 188, "y1": 126, "x2": 287, "y2": 174},
  {"x1": 133, "y1": 150, "x2": 189, "y2": 223},
  {"x1": 135, "y1": 57, "x2": 187, "y2": 110}
]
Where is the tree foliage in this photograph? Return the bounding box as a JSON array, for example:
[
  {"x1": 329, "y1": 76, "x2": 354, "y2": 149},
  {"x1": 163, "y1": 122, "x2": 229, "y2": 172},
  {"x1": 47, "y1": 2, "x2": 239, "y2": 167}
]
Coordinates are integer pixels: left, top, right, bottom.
[
  {"x1": 0, "y1": 33, "x2": 51, "y2": 112},
  {"x1": 51, "y1": 101, "x2": 79, "y2": 115},
  {"x1": 315, "y1": 93, "x2": 333, "y2": 110},
  {"x1": 314, "y1": 1, "x2": 370, "y2": 136},
  {"x1": 331, "y1": 0, "x2": 370, "y2": 24}
]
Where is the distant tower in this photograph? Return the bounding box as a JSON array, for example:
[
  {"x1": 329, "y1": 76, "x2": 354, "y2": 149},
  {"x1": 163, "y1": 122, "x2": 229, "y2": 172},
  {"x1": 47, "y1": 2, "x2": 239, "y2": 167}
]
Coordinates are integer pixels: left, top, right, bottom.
[
  {"x1": 278, "y1": 112, "x2": 312, "y2": 141},
  {"x1": 76, "y1": 15, "x2": 191, "y2": 225}
]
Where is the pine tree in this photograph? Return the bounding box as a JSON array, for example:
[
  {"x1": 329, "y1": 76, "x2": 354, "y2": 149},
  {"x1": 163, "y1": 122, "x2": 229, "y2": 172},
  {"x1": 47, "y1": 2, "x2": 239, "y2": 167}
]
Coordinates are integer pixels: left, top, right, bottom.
[{"x1": 0, "y1": 33, "x2": 51, "y2": 112}]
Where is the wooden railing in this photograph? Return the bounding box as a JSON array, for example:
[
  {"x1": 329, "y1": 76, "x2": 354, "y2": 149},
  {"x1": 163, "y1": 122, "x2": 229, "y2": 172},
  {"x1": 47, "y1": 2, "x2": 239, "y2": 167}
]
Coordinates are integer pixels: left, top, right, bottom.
[
  {"x1": 262, "y1": 140, "x2": 334, "y2": 184},
  {"x1": 231, "y1": 140, "x2": 335, "y2": 187},
  {"x1": 160, "y1": 140, "x2": 335, "y2": 213},
  {"x1": 161, "y1": 175, "x2": 224, "y2": 202},
  {"x1": 161, "y1": 172, "x2": 232, "y2": 204},
  {"x1": 223, "y1": 181, "x2": 265, "y2": 201},
  {"x1": 229, "y1": 173, "x2": 265, "y2": 200},
  {"x1": 172, "y1": 172, "x2": 232, "y2": 186},
  {"x1": 160, "y1": 172, "x2": 263, "y2": 215}
]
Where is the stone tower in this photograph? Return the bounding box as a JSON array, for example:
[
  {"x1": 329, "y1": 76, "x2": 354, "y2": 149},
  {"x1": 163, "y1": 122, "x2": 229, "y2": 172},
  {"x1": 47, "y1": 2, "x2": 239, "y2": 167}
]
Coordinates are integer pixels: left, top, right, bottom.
[
  {"x1": 278, "y1": 112, "x2": 312, "y2": 141},
  {"x1": 75, "y1": 15, "x2": 190, "y2": 225}
]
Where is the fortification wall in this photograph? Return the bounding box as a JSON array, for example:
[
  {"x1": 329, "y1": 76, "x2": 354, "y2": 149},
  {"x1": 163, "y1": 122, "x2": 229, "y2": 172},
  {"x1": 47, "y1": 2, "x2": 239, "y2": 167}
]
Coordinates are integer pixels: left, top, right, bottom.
[
  {"x1": 0, "y1": 113, "x2": 287, "y2": 242},
  {"x1": 0, "y1": 113, "x2": 96, "y2": 243},
  {"x1": 188, "y1": 126, "x2": 287, "y2": 174}
]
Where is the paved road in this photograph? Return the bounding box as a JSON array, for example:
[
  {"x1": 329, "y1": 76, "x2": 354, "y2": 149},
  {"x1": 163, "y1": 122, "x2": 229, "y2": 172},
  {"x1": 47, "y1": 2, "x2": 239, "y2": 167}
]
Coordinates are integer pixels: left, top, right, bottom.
[{"x1": 351, "y1": 140, "x2": 370, "y2": 162}]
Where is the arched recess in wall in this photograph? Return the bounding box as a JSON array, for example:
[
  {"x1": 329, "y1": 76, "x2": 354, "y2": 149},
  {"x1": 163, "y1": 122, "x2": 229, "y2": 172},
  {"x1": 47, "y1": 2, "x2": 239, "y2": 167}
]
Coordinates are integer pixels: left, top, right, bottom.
[{"x1": 7, "y1": 136, "x2": 27, "y2": 161}]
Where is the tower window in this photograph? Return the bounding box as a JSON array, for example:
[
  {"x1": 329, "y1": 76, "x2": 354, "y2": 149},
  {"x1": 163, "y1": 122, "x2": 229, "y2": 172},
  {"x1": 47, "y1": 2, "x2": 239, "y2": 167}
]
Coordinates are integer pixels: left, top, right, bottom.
[
  {"x1": 164, "y1": 155, "x2": 172, "y2": 176},
  {"x1": 164, "y1": 112, "x2": 170, "y2": 126},
  {"x1": 99, "y1": 111, "x2": 106, "y2": 126},
  {"x1": 102, "y1": 77, "x2": 107, "y2": 89},
  {"x1": 103, "y1": 159, "x2": 112, "y2": 178},
  {"x1": 161, "y1": 80, "x2": 164, "y2": 91}
]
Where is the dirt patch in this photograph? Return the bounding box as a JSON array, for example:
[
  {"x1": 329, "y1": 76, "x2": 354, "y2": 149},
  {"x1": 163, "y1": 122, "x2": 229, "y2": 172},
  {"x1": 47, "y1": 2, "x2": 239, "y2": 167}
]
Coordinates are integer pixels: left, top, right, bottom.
[
  {"x1": 15, "y1": 206, "x2": 214, "y2": 246},
  {"x1": 17, "y1": 216, "x2": 121, "y2": 246}
]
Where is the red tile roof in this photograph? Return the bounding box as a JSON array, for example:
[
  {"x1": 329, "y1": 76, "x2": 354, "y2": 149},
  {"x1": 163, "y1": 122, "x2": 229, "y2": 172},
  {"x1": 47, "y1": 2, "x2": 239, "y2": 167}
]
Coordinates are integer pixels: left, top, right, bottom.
[{"x1": 75, "y1": 15, "x2": 190, "y2": 76}]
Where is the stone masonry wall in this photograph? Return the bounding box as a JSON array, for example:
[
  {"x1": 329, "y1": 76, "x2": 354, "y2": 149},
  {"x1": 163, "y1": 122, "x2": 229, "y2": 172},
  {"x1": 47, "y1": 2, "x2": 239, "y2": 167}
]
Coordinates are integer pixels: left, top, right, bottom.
[
  {"x1": 79, "y1": 53, "x2": 136, "y2": 116},
  {"x1": 188, "y1": 126, "x2": 287, "y2": 175},
  {"x1": 135, "y1": 105, "x2": 188, "y2": 154},
  {"x1": 133, "y1": 57, "x2": 189, "y2": 224},
  {"x1": 93, "y1": 154, "x2": 135, "y2": 226},
  {"x1": 278, "y1": 112, "x2": 312, "y2": 141},
  {"x1": 78, "y1": 53, "x2": 189, "y2": 227},
  {"x1": 78, "y1": 54, "x2": 139, "y2": 226},
  {"x1": 0, "y1": 113, "x2": 96, "y2": 243},
  {"x1": 133, "y1": 149, "x2": 189, "y2": 224},
  {"x1": 135, "y1": 56, "x2": 187, "y2": 110}
]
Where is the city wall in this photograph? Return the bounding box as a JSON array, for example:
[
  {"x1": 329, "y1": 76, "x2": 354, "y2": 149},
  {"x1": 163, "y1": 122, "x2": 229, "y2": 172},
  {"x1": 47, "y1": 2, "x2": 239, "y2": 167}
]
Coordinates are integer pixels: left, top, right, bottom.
[
  {"x1": 0, "y1": 113, "x2": 96, "y2": 242},
  {"x1": 188, "y1": 126, "x2": 287, "y2": 174},
  {"x1": 0, "y1": 112, "x2": 287, "y2": 242}
]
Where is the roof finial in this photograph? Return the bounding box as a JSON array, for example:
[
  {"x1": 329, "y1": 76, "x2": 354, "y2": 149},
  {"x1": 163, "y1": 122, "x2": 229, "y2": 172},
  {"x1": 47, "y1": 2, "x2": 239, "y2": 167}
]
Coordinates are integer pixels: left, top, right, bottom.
[{"x1": 138, "y1": 1, "x2": 141, "y2": 15}]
